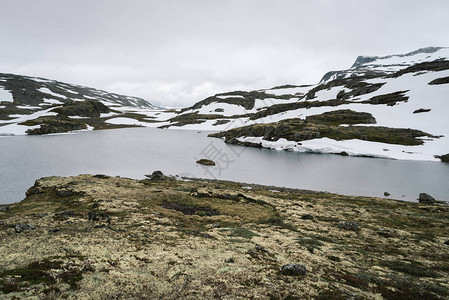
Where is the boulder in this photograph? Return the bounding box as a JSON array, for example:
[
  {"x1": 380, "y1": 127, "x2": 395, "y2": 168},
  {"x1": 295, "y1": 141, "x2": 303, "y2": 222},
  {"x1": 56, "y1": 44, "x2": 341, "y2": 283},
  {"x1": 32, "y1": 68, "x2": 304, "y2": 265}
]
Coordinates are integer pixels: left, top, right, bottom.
[
  {"x1": 145, "y1": 170, "x2": 165, "y2": 180},
  {"x1": 418, "y1": 193, "x2": 436, "y2": 204},
  {"x1": 280, "y1": 264, "x2": 307, "y2": 276},
  {"x1": 384, "y1": 192, "x2": 390, "y2": 196}
]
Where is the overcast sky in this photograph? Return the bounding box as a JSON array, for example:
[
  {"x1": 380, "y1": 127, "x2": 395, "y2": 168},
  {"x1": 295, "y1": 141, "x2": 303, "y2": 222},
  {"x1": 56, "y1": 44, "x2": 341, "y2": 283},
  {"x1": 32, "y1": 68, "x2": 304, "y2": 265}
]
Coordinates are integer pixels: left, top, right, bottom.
[{"x1": 0, "y1": 0, "x2": 448, "y2": 107}]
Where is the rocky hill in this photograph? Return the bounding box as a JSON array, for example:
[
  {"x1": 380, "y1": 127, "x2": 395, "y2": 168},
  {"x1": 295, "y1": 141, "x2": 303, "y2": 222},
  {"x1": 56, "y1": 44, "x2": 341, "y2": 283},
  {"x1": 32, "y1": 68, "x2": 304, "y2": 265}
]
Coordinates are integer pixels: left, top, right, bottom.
[
  {"x1": 165, "y1": 47, "x2": 449, "y2": 162},
  {"x1": 2, "y1": 47, "x2": 448, "y2": 162},
  {"x1": 0, "y1": 173, "x2": 448, "y2": 299},
  {"x1": 0, "y1": 74, "x2": 166, "y2": 135}
]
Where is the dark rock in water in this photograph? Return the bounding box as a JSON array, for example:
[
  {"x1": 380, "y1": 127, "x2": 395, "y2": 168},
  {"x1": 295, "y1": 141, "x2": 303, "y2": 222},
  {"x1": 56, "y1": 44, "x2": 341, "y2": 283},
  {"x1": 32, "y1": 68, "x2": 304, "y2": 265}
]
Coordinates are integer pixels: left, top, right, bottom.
[
  {"x1": 13, "y1": 223, "x2": 35, "y2": 233},
  {"x1": 413, "y1": 108, "x2": 431, "y2": 114},
  {"x1": 88, "y1": 211, "x2": 111, "y2": 223},
  {"x1": 377, "y1": 227, "x2": 397, "y2": 238},
  {"x1": 0, "y1": 205, "x2": 10, "y2": 212},
  {"x1": 338, "y1": 221, "x2": 359, "y2": 231},
  {"x1": 196, "y1": 159, "x2": 216, "y2": 166},
  {"x1": 384, "y1": 192, "x2": 390, "y2": 196},
  {"x1": 280, "y1": 264, "x2": 307, "y2": 276},
  {"x1": 26, "y1": 119, "x2": 86, "y2": 135},
  {"x1": 301, "y1": 214, "x2": 314, "y2": 220},
  {"x1": 418, "y1": 193, "x2": 436, "y2": 204},
  {"x1": 145, "y1": 170, "x2": 165, "y2": 181},
  {"x1": 429, "y1": 76, "x2": 449, "y2": 85}
]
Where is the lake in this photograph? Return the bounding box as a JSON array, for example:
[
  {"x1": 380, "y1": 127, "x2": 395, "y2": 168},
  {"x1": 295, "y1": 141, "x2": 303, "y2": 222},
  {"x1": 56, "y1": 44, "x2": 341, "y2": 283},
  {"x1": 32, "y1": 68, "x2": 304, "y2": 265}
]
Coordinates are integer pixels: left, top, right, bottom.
[{"x1": 1, "y1": 127, "x2": 448, "y2": 204}]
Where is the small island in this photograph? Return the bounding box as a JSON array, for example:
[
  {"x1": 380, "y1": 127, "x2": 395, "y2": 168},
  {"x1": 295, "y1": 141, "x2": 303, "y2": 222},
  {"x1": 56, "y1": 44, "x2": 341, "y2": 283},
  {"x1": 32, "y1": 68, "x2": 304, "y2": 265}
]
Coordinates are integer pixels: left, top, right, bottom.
[{"x1": 196, "y1": 159, "x2": 216, "y2": 166}]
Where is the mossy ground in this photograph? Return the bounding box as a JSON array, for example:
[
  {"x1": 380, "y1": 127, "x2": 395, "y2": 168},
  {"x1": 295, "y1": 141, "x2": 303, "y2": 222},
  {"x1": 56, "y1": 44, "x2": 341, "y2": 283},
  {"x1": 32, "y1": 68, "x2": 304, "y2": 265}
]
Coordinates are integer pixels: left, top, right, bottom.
[{"x1": 0, "y1": 175, "x2": 448, "y2": 299}]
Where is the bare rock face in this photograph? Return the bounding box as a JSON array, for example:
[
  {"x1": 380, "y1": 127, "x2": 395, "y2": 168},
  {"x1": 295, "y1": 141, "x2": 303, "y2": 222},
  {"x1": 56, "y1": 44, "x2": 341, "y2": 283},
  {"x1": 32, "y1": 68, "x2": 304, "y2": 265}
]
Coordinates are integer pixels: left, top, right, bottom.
[{"x1": 418, "y1": 193, "x2": 436, "y2": 204}]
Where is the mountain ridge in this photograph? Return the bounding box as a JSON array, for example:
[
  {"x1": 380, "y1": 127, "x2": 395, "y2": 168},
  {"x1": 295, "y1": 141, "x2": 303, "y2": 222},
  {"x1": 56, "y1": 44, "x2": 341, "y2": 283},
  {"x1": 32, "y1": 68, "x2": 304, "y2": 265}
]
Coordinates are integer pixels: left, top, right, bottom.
[{"x1": 1, "y1": 47, "x2": 448, "y2": 162}]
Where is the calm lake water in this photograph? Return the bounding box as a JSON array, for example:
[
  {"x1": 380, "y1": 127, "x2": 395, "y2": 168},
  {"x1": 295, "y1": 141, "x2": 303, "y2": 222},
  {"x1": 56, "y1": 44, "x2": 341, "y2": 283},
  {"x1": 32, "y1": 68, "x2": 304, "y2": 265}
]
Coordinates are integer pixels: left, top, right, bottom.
[{"x1": 1, "y1": 127, "x2": 448, "y2": 204}]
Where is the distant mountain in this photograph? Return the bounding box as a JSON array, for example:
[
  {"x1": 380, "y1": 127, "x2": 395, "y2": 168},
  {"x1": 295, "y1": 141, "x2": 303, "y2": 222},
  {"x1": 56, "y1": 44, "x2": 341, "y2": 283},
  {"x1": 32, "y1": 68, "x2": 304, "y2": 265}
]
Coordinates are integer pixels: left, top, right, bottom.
[
  {"x1": 165, "y1": 47, "x2": 449, "y2": 162},
  {"x1": 2, "y1": 47, "x2": 448, "y2": 162},
  {"x1": 0, "y1": 74, "x2": 163, "y2": 135}
]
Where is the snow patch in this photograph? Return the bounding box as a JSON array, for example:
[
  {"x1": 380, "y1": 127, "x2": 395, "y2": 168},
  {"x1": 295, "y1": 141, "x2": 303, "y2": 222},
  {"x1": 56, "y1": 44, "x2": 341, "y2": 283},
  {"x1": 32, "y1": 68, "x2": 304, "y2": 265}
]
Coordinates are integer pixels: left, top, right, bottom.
[
  {"x1": 38, "y1": 88, "x2": 67, "y2": 99},
  {"x1": 0, "y1": 87, "x2": 13, "y2": 102}
]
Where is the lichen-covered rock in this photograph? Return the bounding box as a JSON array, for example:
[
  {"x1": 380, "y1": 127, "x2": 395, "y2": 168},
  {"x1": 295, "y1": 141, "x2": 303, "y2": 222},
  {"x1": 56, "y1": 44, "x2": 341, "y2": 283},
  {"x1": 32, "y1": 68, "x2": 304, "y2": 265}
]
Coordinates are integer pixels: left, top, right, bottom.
[
  {"x1": 280, "y1": 264, "x2": 307, "y2": 276},
  {"x1": 196, "y1": 159, "x2": 216, "y2": 166}
]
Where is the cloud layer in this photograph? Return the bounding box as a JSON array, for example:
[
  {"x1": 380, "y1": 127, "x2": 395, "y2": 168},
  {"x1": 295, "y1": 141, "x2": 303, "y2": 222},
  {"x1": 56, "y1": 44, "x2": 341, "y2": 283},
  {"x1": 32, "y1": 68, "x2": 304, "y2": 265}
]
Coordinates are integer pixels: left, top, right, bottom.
[{"x1": 1, "y1": 0, "x2": 448, "y2": 107}]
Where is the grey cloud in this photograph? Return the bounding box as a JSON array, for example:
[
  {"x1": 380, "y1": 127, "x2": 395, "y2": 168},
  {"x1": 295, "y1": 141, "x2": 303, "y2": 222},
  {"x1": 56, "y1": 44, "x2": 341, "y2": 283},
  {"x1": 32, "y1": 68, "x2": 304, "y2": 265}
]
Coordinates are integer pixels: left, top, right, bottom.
[{"x1": 0, "y1": 0, "x2": 448, "y2": 107}]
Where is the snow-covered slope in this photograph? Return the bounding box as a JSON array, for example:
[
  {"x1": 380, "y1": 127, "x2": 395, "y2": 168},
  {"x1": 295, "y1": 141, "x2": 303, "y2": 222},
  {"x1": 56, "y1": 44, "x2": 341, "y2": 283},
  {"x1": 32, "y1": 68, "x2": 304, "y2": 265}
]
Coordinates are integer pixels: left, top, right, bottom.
[
  {"x1": 171, "y1": 47, "x2": 449, "y2": 162},
  {"x1": 0, "y1": 74, "x2": 175, "y2": 135}
]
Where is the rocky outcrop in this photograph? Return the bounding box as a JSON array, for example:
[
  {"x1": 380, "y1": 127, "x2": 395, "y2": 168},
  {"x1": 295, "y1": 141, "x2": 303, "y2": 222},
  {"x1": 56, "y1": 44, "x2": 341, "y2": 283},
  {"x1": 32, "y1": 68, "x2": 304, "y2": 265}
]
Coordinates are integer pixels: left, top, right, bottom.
[
  {"x1": 25, "y1": 119, "x2": 86, "y2": 135},
  {"x1": 209, "y1": 117, "x2": 437, "y2": 146}
]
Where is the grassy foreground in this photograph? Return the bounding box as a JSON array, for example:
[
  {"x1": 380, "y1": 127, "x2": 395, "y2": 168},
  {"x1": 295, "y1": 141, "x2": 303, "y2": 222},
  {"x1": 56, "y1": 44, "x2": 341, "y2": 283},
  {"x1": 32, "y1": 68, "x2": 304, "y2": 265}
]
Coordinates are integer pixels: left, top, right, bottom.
[{"x1": 0, "y1": 174, "x2": 448, "y2": 299}]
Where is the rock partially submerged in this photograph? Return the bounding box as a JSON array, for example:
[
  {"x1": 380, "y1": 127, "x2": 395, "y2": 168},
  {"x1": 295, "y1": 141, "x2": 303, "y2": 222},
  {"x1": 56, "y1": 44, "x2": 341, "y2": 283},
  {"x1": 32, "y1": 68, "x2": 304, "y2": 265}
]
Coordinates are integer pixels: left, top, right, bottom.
[
  {"x1": 419, "y1": 193, "x2": 436, "y2": 204},
  {"x1": 196, "y1": 159, "x2": 216, "y2": 166}
]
